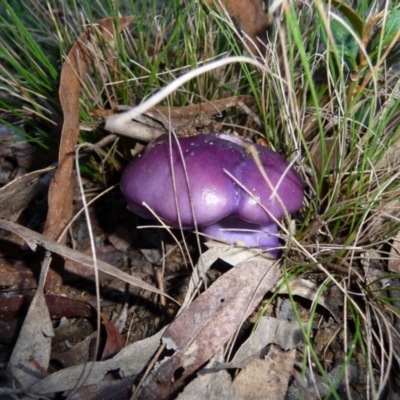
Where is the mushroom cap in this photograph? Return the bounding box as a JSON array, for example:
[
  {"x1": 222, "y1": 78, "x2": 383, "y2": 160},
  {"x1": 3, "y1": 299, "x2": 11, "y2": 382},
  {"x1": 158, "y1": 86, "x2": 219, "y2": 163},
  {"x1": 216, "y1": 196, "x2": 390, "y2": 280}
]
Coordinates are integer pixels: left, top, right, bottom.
[
  {"x1": 235, "y1": 145, "x2": 304, "y2": 224},
  {"x1": 120, "y1": 133, "x2": 243, "y2": 228},
  {"x1": 121, "y1": 132, "x2": 303, "y2": 234}
]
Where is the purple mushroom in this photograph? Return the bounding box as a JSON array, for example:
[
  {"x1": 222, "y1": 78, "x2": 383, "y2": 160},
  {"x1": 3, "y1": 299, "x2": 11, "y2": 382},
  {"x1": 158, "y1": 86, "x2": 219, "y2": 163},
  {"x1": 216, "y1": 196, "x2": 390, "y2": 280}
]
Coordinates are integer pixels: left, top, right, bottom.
[{"x1": 120, "y1": 132, "x2": 303, "y2": 257}]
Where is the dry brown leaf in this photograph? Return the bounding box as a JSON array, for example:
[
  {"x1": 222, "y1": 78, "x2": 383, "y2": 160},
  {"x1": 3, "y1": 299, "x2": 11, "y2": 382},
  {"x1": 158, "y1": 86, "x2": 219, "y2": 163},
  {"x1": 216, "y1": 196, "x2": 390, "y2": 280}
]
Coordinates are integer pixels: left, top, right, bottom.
[
  {"x1": 309, "y1": 137, "x2": 340, "y2": 174},
  {"x1": 225, "y1": 316, "x2": 303, "y2": 369},
  {"x1": 0, "y1": 294, "x2": 124, "y2": 363},
  {"x1": 367, "y1": 199, "x2": 400, "y2": 244},
  {"x1": 100, "y1": 312, "x2": 125, "y2": 361},
  {"x1": 0, "y1": 295, "x2": 94, "y2": 320},
  {"x1": 7, "y1": 252, "x2": 54, "y2": 388},
  {"x1": 204, "y1": 0, "x2": 270, "y2": 55},
  {"x1": 287, "y1": 360, "x2": 365, "y2": 399},
  {"x1": 177, "y1": 350, "x2": 235, "y2": 400},
  {"x1": 64, "y1": 244, "x2": 125, "y2": 280},
  {"x1": 0, "y1": 166, "x2": 54, "y2": 221},
  {"x1": 68, "y1": 375, "x2": 136, "y2": 400},
  {"x1": 29, "y1": 327, "x2": 167, "y2": 395},
  {"x1": 278, "y1": 278, "x2": 340, "y2": 321},
  {"x1": 180, "y1": 242, "x2": 265, "y2": 312},
  {"x1": 0, "y1": 254, "x2": 37, "y2": 291},
  {"x1": 51, "y1": 311, "x2": 125, "y2": 367},
  {"x1": 139, "y1": 256, "x2": 281, "y2": 400},
  {"x1": 43, "y1": 17, "x2": 134, "y2": 292},
  {"x1": 0, "y1": 219, "x2": 175, "y2": 302},
  {"x1": 148, "y1": 96, "x2": 256, "y2": 129},
  {"x1": 233, "y1": 345, "x2": 296, "y2": 400}
]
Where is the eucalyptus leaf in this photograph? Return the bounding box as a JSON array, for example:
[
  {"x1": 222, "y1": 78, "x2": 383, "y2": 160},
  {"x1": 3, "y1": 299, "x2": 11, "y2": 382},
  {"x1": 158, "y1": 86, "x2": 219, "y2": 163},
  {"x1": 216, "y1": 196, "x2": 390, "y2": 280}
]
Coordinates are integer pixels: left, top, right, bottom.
[
  {"x1": 330, "y1": 19, "x2": 359, "y2": 59},
  {"x1": 322, "y1": 18, "x2": 359, "y2": 69},
  {"x1": 331, "y1": 0, "x2": 364, "y2": 38},
  {"x1": 367, "y1": 9, "x2": 400, "y2": 60},
  {"x1": 382, "y1": 9, "x2": 400, "y2": 40}
]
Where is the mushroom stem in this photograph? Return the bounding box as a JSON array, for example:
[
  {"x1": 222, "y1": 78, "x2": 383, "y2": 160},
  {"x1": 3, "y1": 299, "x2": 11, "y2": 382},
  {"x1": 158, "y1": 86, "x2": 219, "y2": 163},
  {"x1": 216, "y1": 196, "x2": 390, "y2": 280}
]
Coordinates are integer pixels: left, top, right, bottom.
[{"x1": 201, "y1": 215, "x2": 280, "y2": 258}]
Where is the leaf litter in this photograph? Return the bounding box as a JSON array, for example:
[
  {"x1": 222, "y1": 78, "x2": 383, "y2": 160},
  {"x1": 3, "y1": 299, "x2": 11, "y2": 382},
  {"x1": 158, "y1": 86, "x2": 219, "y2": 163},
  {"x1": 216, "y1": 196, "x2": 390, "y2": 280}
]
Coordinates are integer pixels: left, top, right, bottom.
[{"x1": 140, "y1": 256, "x2": 281, "y2": 399}]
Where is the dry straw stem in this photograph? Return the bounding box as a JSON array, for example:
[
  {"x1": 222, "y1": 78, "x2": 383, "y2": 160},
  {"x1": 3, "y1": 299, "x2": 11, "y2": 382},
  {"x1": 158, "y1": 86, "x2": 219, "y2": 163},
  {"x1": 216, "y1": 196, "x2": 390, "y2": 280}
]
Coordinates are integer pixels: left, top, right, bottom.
[{"x1": 105, "y1": 56, "x2": 285, "y2": 133}]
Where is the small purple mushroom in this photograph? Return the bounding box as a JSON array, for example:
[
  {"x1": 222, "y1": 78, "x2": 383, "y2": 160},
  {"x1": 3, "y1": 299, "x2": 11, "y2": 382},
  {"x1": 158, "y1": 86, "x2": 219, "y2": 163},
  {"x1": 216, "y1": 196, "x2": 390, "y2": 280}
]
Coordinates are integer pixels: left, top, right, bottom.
[{"x1": 121, "y1": 132, "x2": 303, "y2": 257}]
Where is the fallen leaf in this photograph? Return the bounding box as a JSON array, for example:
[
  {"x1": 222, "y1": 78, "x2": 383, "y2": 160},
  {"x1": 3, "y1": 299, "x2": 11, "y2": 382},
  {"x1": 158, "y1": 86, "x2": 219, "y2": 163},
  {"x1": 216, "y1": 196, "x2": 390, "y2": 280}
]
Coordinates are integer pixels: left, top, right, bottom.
[
  {"x1": 309, "y1": 137, "x2": 340, "y2": 174},
  {"x1": 52, "y1": 311, "x2": 125, "y2": 366},
  {"x1": 233, "y1": 345, "x2": 296, "y2": 400},
  {"x1": 7, "y1": 252, "x2": 54, "y2": 387},
  {"x1": 148, "y1": 96, "x2": 256, "y2": 130},
  {"x1": 278, "y1": 278, "x2": 340, "y2": 321},
  {"x1": 140, "y1": 256, "x2": 281, "y2": 399},
  {"x1": 65, "y1": 244, "x2": 125, "y2": 280},
  {"x1": 364, "y1": 199, "x2": 400, "y2": 243},
  {"x1": 0, "y1": 166, "x2": 54, "y2": 222},
  {"x1": 29, "y1": 327, "x2": 167, "y2": 395},
  {"x1": 204, "y1": 0, "x2": 270, "y2": 55},
  {"x1": 286, "y1": 360, "x2": 365, "y2": 399},
  {"x1": 100, "y1": 312, "x2": 125, "y2": 361},
  {"x1": 224, "y1": 317, "x2": 303, "y2": 369},
  {"x1": 43, "y1": 17, "x2": 134, "y2": 292},
  {"x1": 376, "y1": 138, "x2": 400, "y2": 170},
  {"x1": 108, "y1": 228, "x2": 134, "y2": 253},
  {"x1": 0, "y1": 293, "x2": 124, "y2": 361},
  {"x1": 179, "y1": 242, "x2": 265, "y2": 312},
  {"x1": 177, "y1": 350, "x2": 235, "y2": 400},
  {"x1": 68, "y1": 375, "x2": 136, "y2": 400},
  {"x1": 0, "y1": 125, "x2": 54, "y2": 174},
  {"x1": 0, "y1": 255, "x2": 37, "y2": 291}
]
